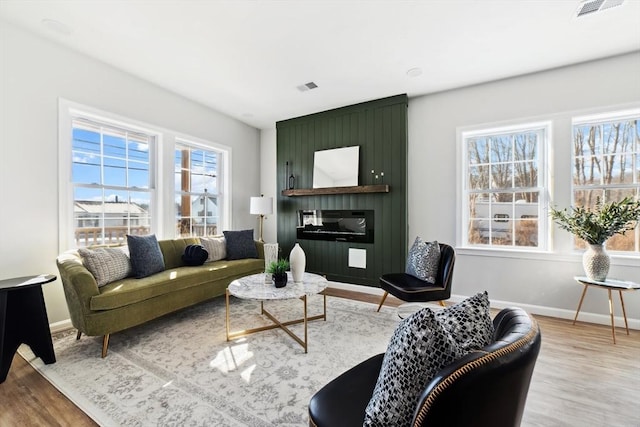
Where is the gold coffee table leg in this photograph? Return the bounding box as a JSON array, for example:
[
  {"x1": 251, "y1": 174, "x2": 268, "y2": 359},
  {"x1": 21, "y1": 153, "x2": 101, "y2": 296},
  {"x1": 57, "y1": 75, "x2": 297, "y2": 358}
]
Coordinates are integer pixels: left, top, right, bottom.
[{"x1": 225, "y1": 289, "x2": 230, "y2": 341}]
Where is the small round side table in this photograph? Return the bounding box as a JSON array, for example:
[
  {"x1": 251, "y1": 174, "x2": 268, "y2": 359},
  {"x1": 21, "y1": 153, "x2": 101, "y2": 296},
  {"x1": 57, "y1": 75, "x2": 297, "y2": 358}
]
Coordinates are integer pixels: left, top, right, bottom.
[{"x1": 573, "y1": 276, "x2": 640, "y2": 344}]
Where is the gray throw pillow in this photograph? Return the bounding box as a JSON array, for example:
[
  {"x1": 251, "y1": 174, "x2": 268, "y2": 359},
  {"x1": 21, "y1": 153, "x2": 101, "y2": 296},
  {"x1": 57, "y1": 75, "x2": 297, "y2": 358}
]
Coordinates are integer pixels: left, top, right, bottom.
[
  {"x1": 435, "y1": 291, "x2": 494, "y2": 352},
  {"x1": 364, "y1": 308, "x2": 465, "y2": 426},
  {"x1": 78, "y1": 247, "x2": 132, "y2": 287},
  {"x1": 223, "y1": 230, "x2": 258, "y2": 260},
  {"x1": 406, "y1": 237, "x2": 441, "y2": 283},
  {"x1": 127, "y1": 234, "x2": 165, "y2": 278}
]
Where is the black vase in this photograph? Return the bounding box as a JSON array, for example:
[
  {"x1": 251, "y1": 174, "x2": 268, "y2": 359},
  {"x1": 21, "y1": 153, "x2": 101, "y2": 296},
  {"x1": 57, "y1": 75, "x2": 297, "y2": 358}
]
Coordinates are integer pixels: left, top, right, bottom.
[{"x1": 272, "y1": 272, "x2": 287, "y2": 288}]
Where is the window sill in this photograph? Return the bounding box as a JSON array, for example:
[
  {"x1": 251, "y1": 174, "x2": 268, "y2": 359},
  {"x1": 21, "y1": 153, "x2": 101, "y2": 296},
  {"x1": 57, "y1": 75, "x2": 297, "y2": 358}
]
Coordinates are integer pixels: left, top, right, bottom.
[{"x1": 455, "y1": 246, "x2": 639, "y2": 267}]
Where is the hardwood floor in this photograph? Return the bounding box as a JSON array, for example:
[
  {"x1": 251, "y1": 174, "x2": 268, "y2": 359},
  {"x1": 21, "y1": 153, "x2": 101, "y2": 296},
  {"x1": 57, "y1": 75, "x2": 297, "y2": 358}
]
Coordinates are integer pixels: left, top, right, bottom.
[{"x1": 1, "y1": 288, "x2": 638, "y2": 426}]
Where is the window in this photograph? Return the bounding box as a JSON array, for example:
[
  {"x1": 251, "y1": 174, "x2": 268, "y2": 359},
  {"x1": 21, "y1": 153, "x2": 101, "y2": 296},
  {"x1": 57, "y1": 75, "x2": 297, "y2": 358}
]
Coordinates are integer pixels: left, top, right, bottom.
[
  {"x1": 572, "y1": 109, "x2": 640, "y2": 253},
  {"x1": 462, "y1": 123, "x2": 549, "y2": 249},
  {"x1": 60, "y1": 101, "x2": 232, "y2": 251},
  {"x1": 71, "y1": 117, "x2": 154, "y2": 247},
  {"x1": 175, "y1": 141, "x2": 222, "y2": 237}
]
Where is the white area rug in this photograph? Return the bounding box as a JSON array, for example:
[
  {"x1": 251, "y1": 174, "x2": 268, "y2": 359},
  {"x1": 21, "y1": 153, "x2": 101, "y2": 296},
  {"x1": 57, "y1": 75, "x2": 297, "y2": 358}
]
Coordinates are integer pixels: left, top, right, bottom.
[{"x1": 20, "y1": 295, "x2": 401, "y2": 426}]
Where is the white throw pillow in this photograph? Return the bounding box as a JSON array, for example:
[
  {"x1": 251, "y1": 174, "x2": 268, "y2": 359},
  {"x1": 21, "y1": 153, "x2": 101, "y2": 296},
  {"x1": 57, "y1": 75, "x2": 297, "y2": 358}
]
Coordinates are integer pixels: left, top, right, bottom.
[{"x1": 199, "y1": 236, "x2": 227, "y2": 262}]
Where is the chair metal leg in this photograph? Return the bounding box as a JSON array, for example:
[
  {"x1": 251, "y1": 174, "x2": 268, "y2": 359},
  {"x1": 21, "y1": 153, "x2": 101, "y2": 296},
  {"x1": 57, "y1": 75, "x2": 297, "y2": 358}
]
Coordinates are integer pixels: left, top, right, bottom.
[
  {"x1": 76, "y1": 330, "x2": 82, "y2": 340},
  {"x1": 376, "y1": 291, "x2": 389, "y2": 312},
  {"x1": 101, "y1": 334, "x2": 110, "y2": 358}
]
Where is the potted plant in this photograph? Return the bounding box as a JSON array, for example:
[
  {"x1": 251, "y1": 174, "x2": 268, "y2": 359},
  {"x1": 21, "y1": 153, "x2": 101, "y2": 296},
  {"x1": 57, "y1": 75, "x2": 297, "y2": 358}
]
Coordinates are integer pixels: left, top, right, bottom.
[
  {"x1": 549, "y1": 196, "x2": 640, "y2": 281},
  {"x1": 266, "y1": 258, "x2": 290, "y2": 288}
]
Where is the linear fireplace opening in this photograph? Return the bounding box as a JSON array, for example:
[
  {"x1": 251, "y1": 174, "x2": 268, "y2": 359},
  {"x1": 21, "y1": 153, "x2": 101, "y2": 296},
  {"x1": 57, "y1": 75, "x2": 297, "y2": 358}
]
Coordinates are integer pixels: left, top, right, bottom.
[{"x1": 297, "y1": 209, "x2": 374, "y2": 243}]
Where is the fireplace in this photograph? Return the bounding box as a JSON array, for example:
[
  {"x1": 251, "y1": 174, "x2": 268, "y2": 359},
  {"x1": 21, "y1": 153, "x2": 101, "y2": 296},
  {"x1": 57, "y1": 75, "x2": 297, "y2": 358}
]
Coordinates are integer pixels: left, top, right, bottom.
[{"x1": 297, "y1": 210, "x2": 374, "y2": 243}]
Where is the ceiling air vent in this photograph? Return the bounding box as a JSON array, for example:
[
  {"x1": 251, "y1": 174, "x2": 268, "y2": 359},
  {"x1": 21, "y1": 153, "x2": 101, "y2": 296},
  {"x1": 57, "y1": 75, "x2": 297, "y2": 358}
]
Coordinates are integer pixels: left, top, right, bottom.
[
  {"x1": 576, "y1": 0, "x2": 624, "y2": 17},
  {"x1": 296, "y1": 82, "x2": 318, "y2": 92}
]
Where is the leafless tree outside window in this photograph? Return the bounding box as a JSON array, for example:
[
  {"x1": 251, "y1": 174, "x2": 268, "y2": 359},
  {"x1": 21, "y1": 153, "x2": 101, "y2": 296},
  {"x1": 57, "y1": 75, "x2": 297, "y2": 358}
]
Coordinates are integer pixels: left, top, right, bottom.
[
  {"x1": 572, "y1": 117, "x2": 639, "y2": 252},
  {"x1": 466, "y1": 127, "x2": 544, "y2": 248}
]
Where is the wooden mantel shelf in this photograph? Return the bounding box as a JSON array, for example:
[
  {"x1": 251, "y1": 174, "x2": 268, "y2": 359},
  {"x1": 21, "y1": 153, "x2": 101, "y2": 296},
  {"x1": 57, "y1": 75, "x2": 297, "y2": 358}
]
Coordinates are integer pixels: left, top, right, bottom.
[{"x1": 281, "y1": 184, "x2": 389, "y2": 196}]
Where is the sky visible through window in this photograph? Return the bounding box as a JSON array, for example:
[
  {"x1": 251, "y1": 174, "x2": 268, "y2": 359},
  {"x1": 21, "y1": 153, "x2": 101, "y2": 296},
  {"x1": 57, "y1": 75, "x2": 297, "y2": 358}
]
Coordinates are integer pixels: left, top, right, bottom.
[{"x1": 72, "y1": 126, "x2": 151, "y2": 205}]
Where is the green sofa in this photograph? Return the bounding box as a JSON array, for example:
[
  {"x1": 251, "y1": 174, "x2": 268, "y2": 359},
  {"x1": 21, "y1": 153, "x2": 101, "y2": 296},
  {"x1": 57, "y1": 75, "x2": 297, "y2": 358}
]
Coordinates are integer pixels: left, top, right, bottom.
[{"x1": 56, "y1": 237, "x2": 265, "y2": 357}]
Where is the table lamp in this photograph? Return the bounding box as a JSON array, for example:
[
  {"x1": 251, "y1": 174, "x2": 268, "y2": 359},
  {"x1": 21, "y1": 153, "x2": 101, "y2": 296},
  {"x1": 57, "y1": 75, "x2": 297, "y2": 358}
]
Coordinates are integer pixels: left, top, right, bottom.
[{"x1": 250, "y1": 195, "x2": 273, "y2": 242}]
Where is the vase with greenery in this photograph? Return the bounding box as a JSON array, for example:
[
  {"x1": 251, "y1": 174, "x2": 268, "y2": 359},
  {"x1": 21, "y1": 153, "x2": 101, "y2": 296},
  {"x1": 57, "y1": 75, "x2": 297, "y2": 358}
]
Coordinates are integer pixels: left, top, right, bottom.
[
  {"x1": 266, "y1": 258, "x2": 290, "y2": 288},
  {"x1": 549, "y1": 196, "x2": 640, "y2": 281}
]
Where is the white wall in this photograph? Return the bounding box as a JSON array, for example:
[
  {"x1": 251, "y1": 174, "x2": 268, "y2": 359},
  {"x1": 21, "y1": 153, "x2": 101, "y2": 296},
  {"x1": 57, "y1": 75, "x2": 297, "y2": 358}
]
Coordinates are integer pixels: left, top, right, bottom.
[
  {"x1": 0, "y1": 22, "x2": 261, "y2": 324},
  {"x1": 259, "y1": 128, "x2": 278, "y2": 245},
  {"x1": 408, "y1": 52, "x2": 640, "y2": 327}
]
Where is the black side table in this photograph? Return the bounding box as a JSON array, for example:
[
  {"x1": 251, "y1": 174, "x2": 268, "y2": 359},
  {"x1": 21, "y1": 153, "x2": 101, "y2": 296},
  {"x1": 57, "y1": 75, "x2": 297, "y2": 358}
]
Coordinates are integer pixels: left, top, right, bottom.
[{"x1": 0, "y1": 274, "x2": 57, "y2": 383}]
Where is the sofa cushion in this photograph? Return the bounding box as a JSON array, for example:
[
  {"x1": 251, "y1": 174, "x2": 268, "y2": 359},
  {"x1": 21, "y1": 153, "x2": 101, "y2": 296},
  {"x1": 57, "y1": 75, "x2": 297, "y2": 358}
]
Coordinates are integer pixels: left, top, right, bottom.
[
  {"x1": 127, "y1": 234, "x2": 165, "y2": 278},
  {"x1": 364, "y1": 307, "x2": 464, "y2": 426},
  {"x1": 78, "y1": 247, "x2": 132, "y2": 287},
  {"x1": 199, "y1": 236, "x2": 227, "y2": 262},
  {"x1": 223, "y1": 230, "x2": 258, "y2": 260},
  {"x1": 158, "y1": 237, "x2": 200, "y2": 270},
  {"x1": 405, "y1": 237, "x2": 440, "y2": 283},
  {"x1": 436, "y1": 291, "x2": 494, "y2": 352},
  {"x1": 90, "y1": 258, "x2": 264, "y2": 311}
]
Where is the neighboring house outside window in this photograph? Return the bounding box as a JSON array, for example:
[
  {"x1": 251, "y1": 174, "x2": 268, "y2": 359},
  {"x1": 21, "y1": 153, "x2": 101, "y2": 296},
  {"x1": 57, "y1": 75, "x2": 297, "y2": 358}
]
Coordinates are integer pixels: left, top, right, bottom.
[
  {"x1": 461, "y1": 122, "x2": 549, "y2": 250},
  {"x1": 71, "y1": 117, "x2": 153, "y2": 247},
  {"x1": 175, "y1": 141, "x2": 221, "y2": 237},
  {"x1": 572, "y1": 109, "x2": 640, "y2": 253}
]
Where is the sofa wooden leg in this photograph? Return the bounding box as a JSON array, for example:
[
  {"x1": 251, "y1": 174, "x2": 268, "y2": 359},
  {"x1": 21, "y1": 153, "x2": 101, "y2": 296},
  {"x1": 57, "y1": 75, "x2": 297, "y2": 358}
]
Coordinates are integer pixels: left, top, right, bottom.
[
  {"x1": 376, "y1": 292, "x2": 389, "y2": 312},
  {"x1": 76, "y1": 330, "x2": 82, "y2": 340},
  {"x1": 438, "y1": 300, "x2": 446, "y2": 307},
  {"x1": 101, "y1": 334, "x2": 110, "y2": 358}
]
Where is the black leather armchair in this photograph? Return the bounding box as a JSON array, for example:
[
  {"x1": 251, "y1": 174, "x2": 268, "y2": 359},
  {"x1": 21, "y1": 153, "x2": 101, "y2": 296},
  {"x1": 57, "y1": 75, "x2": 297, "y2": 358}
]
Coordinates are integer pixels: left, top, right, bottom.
[
  {"x1": 377, "y1": 243, "x2": 456, "y2": 311},
  {"x1": 308, "y1": 307, "x2": 541, "y2": 427}
]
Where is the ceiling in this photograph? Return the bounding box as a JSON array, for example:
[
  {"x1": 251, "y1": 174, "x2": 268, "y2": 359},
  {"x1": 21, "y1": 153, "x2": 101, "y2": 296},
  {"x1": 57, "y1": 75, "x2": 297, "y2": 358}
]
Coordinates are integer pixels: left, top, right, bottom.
[{"x1": 1, "y1": 0, "x2": 639, "y2": 129}]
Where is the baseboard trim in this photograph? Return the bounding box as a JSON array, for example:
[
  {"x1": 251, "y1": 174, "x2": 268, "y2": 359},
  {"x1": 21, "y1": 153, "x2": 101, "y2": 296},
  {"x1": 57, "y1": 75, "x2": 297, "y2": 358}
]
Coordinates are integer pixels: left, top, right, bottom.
[
  {"x1": 50, "y1": 319, "x2": 73, "y2": 334},
  {"x1": 327, "y1": 281, "x2": 640, "y2": 330}
]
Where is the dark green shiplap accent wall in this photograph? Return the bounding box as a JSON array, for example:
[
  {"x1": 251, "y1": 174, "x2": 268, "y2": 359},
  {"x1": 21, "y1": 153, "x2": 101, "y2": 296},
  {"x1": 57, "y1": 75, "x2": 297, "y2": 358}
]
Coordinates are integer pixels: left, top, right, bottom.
[{"x1": 276, "y1": 94, "x2": 408, "y2": 287}]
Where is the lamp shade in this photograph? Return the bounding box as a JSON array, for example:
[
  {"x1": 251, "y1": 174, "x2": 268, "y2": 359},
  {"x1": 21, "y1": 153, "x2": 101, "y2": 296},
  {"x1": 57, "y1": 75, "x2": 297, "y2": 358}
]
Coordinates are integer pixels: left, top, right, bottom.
[{"x1": 250, "y1": 196, "x2": 273, "y2": 215}]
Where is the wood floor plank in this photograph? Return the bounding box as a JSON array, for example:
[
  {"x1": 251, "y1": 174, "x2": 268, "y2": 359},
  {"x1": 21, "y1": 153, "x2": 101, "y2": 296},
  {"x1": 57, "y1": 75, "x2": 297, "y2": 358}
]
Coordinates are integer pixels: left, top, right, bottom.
[
  {"x1": 1, "y1": 288, "x2": 638, "y2": 426},
  {"x1": 0, "y1": 353, "x2": 97, "y2": 426}
]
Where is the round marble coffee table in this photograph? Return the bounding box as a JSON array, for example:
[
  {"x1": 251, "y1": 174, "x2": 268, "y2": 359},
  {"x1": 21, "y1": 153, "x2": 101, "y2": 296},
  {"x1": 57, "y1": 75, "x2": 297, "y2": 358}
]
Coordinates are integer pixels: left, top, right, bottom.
[{"x1": 225, "y1": 272, "x2": 328, "y2": 353}]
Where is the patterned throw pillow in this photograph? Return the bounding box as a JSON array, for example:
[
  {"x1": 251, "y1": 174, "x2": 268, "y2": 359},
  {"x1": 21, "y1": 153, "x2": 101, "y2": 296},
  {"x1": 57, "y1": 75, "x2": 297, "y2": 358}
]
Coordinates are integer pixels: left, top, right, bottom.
[
  {"x1": 405, "y1": 237, "x2": 441, "y2": 283},
  {"x1": 436, "y1": 291, "x2": 494, "y2": 352},
  {"x1": 364, "y1": 308, "x2": 465, "y2": 426},
  {"x1": 78, "y1": 247, "x2": 132, "y2": 287},
  {"x1": 199, "y1": 236, "x2": 227, "y2": 262},
  {"x1": 127, "y1": 234, "x2": 165, "y2": 278},
  {"x1": 223, "y1": 230, "x2": 258, "y2": 260}
]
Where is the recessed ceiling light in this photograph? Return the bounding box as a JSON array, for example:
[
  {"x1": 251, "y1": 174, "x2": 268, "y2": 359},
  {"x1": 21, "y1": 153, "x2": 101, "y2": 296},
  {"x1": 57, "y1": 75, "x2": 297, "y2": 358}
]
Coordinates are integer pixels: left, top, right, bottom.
[
  {"x1": 406, "y1": 67, "x2": 422, "y2": 78},
  {"x1": 41, "y1": 19, "x2": 73, "y2": 36}
]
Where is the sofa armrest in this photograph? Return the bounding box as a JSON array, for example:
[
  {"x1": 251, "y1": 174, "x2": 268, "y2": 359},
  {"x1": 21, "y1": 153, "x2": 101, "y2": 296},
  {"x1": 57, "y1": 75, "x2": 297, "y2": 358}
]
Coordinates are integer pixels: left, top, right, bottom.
[{"x1": 56, "y1": 254, "x2": 100, "y2": 331}]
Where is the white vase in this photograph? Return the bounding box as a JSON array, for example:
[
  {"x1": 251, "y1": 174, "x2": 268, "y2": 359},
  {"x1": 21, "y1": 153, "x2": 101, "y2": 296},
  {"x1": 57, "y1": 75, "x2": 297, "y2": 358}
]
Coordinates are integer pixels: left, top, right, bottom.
[
  {"x1": 582, "y1": 244, "x2": 610, "y2": 281},
  {"x1": 289, "y1": 243, "x2": 306, "y2": 283}
]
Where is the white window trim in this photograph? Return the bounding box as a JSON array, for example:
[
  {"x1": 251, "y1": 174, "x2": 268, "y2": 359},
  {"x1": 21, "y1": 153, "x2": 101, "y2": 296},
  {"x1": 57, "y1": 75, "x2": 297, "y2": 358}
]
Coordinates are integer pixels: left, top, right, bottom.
[
  {"x1": 58, "y1": 98, "x2": 232, "y2": 252},
  {"x1": 457, "y1": 120, "x2": 552, "y2": 253}
]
